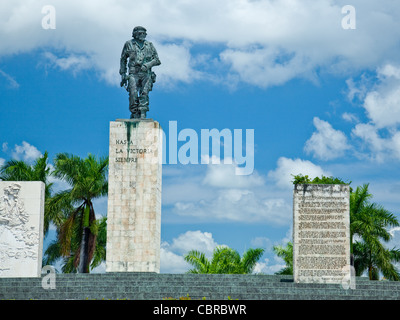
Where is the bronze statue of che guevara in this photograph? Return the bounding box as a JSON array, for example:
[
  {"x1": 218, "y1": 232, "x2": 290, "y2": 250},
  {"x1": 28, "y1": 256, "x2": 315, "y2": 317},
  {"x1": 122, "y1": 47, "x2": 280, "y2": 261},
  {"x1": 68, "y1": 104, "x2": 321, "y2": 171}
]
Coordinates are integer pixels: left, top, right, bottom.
[{"x1": 120, "y1": 26, "x2": 161, "y2": 119}]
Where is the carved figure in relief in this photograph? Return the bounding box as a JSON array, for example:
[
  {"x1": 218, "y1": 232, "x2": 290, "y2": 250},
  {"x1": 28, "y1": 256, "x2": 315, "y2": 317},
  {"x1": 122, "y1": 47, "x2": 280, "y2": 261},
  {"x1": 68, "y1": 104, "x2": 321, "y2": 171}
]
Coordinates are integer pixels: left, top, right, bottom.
[
  {"x1": 0, "y1": 183, "x2": 28, "y2": 227},
  {"x1": 0, "y1": 183, "x2": 40, "y2": 276}
]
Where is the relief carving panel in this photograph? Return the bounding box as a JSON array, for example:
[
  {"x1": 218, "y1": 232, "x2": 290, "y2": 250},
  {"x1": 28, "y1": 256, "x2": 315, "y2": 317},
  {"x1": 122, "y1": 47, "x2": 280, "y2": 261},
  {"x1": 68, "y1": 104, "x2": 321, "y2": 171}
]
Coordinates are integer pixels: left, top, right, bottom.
[{"x1": 0, "y1": 182, "x2": 44, "y2": 277}]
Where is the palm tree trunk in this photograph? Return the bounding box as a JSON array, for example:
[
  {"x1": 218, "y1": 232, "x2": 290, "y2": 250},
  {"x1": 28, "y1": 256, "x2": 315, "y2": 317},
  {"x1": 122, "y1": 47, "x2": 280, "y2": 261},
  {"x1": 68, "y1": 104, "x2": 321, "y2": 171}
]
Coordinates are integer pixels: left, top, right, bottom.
[
  {"x1": 78, "y1": 226, "x2": 90, "y2": 273},
  {"x1": 368, "y1": 265, "x2": 373, "y2": 280},
  {"x1": 350, "y1": 233, "x2": 354, "y2": 267},
  {"x1": 368, "y1": 249, "x2": 373, "y2": 280},
  {"x1": 78, "y1": 203, "x2": 91, "y2": 273},
  {"x1": 77, "y1": 202, "x2": 97, "y2": 273}
]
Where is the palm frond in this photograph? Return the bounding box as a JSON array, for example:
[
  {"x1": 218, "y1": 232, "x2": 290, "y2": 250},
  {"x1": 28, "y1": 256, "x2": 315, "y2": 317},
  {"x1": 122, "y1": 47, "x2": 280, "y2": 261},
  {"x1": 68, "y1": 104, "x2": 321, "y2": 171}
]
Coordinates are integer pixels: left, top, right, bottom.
[
  {"x1": 184, "y1": 250, "x2": 211, "y2": 274},
  {"x1": 43, "y1": 240, "x2": 62, "y2": 266},
  {"x1": 58, "y1": 204, "x2": 83, "y2": 256},
  {"x1": 241, "y1": 248, "x2": 265, "y2": 274},
  {"x1": 0, "y1": 159, "x2": 34, "y2": 181}
]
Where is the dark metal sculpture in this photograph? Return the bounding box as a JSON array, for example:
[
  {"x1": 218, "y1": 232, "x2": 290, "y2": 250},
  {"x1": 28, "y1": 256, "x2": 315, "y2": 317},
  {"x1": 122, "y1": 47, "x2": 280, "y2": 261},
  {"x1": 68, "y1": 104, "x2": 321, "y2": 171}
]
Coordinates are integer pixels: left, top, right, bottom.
[{"x1": 120, "y1": 26, "x2": 161, "y2": 119}]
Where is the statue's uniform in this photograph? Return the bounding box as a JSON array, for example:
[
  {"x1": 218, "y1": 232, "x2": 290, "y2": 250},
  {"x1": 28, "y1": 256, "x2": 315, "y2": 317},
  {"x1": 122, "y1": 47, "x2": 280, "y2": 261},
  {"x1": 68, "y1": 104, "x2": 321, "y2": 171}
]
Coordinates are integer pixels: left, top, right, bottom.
[{"x1": 120, "y1": 39, "x2": 161, "y2": 118}]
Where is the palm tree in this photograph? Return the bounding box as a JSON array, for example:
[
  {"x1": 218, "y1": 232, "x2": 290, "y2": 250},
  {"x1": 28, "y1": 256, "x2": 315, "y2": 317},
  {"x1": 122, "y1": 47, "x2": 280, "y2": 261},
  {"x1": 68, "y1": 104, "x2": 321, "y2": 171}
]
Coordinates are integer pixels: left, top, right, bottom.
[
  {"x1": 184, "y1": 246, "x2": 264, "y2": 274},
  {"x1": 44, "y1": 216, "x2": 107, "y2": 273},
  {"x1": 353, "y1": 241, "x2": 400, "y2": 281},
  {"x1": 272, "y1": 242, "x2": 293, "y2": 275},
  {"x1": 0, "y1": 151, "x2": 54, "y2": 234},
  {"x1": 350, "y1": 184, "x2": 372, "y2": 255},
  {"x1": 46, "y1": 153, "x2": 108, "y2": 273},
  {"x1": 350, "y1": 184, "x2": 400, "y2": 280}
]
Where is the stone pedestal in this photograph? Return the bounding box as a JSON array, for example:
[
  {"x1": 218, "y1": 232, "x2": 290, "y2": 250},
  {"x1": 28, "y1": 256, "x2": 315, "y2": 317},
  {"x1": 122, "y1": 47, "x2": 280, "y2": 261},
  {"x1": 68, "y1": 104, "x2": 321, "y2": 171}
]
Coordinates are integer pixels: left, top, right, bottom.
[
  {"x1": 106, "y1": 119, "x2": 162, "y2": 273},
  {"x1": 293, "y1": 184, "x2": 351, "y2": 284},
  {"x1": 0, "y1": 181, "x2": 45, "y2": 278}
]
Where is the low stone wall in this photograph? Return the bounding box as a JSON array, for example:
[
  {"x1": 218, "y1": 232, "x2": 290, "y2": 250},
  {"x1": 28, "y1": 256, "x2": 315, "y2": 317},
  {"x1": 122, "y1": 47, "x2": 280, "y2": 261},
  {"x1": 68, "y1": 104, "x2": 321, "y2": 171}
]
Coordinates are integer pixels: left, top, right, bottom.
[{"x1": 1, "y1": 273, "x2": 400, "y2": 300}]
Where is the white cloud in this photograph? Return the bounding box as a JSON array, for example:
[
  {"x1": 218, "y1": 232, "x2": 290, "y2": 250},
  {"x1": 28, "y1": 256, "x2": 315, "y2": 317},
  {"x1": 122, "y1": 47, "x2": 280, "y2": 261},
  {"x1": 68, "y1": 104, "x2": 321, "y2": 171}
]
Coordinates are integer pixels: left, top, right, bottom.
[
  {"x1": 379, "y1": 64, "x2": 400, "y2": 79},
  {"x1": 160, "y1": 230, "x2": 224, "y2": 273},
  {"x1": 346, "y1": 78, "x2": 367, "y2": 102},
  {"x1": 347, "y1": 64, "x2": 400, "y2": 162},
  {"x1": 251, "y1": 237, "x2": 273, "y2": 250},
  {"x1": 389, "y1": 227, "x2": 400, "y2": 239},
  {"x1": 342, "y1": 112, "x2": 359, "y2": 123},
  {"x1": 351, "y1": 123, "x2": 386, "y2": 161},
  {"x1": 363, "y1": 65, "x2": 400, "y2": 129},
  {"x1": 304, "y1": 117, "x2": 351, "y2": 160},
  {"x1": 1, "y1": 0, "x2": 400, "y2": 88},
  {"x1": 253, "y1": 257, "x2": 287, "y2": 274},
  {"x1": 1, "y1": 141, "x2": 43, "y2": 164},
  {"x1": 162, "y1": 166, "x2": 215, "y2": 206},
  {"x1": 155, "y1": 43, "x2": 205, "y2": 86},
  {"x1": 352, "y1": 123, "x2": 400, "y2": 162},
  {"x1": 202, "y1": 159, "x2": 264, "y2": 189},
  {"x1": 392, "y1": 132, "x2": 400, "y2": 160},
  {"x1": 42, "y1": 52, "x2": 93, "y2": 75},
  {"x1": 160, "y1": 247, "x2": 188, "y2": 274},
  {"x1": 11, "y1": 141, "x2": 42, "y2": 163},
  {"x1": 173, "y1": 189, "x2": 292, "y2": 225},
  {"x1": 166, "y1": 162, "x2": 292, "y2": 225},
  {"x1": 174, "y1": 164, "x2": 291, "y2": 224},
  {"x1": 251, "y1": 228, "x2": 293, "y2": 274},
  {"x1": 164, "y1": 230, "x2": 297, "y2": 275},
  {"x1": 167, "y1": 230, "x2": 221, "y2": 256},
  {"x1": 0, "y1": 158, "x2": 5, "y2": 168},
  {"x1": 386, "y1": 227, "x2": 400, "y2": 268},
  {"x1": 268, "y1": 157, "x2": 331, "y2": 189},
  {"x1": 0, "y1": 69, "x2": 19, "y2": 89},
  {"x1": 220, "y1": 47, "x2": 316, "y2": 88}
]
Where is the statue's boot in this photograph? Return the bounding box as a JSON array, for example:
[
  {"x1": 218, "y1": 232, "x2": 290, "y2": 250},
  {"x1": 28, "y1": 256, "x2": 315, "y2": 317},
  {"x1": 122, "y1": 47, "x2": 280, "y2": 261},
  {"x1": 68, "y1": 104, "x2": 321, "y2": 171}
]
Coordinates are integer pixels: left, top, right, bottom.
[
  {"x1": 129, "y1": 97, "x2": 140, "y2": 119},
  {"x1": 138, "y1": 95, "x2": 149, "y2": 119}
]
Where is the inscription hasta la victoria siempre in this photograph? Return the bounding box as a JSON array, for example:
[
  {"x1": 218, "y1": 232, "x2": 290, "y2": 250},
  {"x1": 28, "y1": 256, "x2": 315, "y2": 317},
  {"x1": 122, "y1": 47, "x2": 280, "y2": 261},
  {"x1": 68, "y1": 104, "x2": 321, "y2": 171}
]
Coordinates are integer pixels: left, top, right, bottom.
[{"x1": 114, "y1": 139, "x2": 154, "y2": 163}]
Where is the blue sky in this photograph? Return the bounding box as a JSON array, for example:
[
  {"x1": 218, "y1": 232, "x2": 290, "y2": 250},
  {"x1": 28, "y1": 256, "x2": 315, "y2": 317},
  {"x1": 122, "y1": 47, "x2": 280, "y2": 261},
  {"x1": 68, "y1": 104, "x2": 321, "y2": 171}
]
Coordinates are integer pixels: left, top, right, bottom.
[{"x1": 1, "y1": 0, "x2": 400, "y2": 274}]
